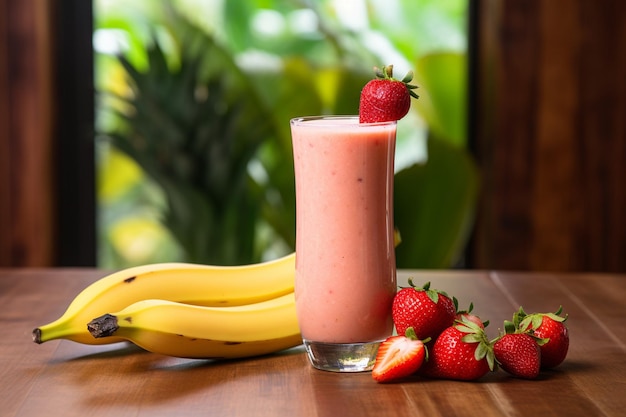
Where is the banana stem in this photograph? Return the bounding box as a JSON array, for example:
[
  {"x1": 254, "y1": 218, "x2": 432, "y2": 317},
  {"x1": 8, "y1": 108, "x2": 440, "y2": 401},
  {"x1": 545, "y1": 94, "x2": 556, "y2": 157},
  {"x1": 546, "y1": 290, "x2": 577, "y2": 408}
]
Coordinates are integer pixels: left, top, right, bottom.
[
  {"x1": 87, "y1": 314, "x2": 120, "y2": 338},
  {"x1": 32, "y1": 328, "x2": 43, "y2": 344}
]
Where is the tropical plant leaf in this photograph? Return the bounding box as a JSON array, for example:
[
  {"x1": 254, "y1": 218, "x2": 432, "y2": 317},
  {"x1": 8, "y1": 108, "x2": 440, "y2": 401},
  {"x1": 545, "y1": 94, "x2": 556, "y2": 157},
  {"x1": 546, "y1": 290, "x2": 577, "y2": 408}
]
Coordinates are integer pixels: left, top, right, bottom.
[
  {"x1": 246, "y1": 59, "x2": 323, "y2": 250},
  {"x1": 394, "y1": 135, "x2": 479, "y2": 268},
  {"x1": 104, "y1": 13, "x2": 277, "y2": 265},
  {"x1": 413, "y1": 52, "x2": 467, "y2": 148}
]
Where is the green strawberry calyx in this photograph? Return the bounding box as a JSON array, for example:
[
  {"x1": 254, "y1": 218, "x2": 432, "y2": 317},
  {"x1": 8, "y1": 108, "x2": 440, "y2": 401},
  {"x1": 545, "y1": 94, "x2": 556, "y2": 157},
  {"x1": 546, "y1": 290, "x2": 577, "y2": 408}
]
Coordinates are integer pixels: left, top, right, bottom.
[
  {"x1": 502, "y1": 306, "x2": 567, "y2": 345},
  {"x1": 405, "y1": 280, "x2": 450, "y2": 305},
  {"x1": 512, "y1": 305, "x2": 568, "y2": 330},
  {"x1": 454, "y1": 316, "x2": 496, "y2": 371},
  {"x1": 374, "y1": 65, "x2": 419, "y2": 99},
  {"x1": 404, "y1": 327, "x2": 431, "y2": 361},
  {"x1": 496, "y1": 319, "x2": 549, "y2": 347},
  {"x1": 453, "y1": 299, "x2": 490, "y2": 328}
]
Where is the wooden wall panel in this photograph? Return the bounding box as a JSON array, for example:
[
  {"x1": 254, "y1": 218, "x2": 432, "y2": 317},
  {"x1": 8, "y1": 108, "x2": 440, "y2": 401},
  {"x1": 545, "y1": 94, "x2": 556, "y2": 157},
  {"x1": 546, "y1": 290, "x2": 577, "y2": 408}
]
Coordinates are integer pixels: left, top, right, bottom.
[
  {"x1": 1, "y1": 0, "x2": 95, "y2": 267},
  {"x1": 0, "y1": 0, "x2": 56, "y2": 266},
  {"x1": 470, "y1": 0, "x2": 626, "y2": 272},
  {"x1": 0, "y1": 0, "x2": 9, "y2": 265}
]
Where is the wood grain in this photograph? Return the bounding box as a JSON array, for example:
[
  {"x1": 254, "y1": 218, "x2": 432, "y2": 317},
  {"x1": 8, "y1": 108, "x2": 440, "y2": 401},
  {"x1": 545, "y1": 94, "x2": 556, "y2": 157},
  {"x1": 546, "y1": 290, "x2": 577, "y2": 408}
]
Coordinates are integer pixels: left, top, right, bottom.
[
  {"x1": 0, "y1": 0, "x2": 56, "y2": 266},
  {"x1": 471, "y1": 0, "x2": 626, "y2": 272},
  {"x1": 1, "y1": 268, "x2": 624, "y2": 416}
]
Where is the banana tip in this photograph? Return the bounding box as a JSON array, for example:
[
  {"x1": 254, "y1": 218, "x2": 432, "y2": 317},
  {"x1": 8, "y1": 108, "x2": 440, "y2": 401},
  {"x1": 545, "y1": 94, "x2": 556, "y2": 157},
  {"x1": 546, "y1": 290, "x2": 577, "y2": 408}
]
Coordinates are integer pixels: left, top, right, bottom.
[{"x1": 32, "y1": 328, "x2": 43, "y2": 344}]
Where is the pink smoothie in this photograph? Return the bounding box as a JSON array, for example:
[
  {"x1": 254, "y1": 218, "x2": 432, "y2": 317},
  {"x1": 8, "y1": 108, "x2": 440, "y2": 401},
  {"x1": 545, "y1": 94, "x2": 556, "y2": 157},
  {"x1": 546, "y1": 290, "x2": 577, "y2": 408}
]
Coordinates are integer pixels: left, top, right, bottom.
[{"x1": 291, "y1": 116, "x2": 397, "y2": 344}]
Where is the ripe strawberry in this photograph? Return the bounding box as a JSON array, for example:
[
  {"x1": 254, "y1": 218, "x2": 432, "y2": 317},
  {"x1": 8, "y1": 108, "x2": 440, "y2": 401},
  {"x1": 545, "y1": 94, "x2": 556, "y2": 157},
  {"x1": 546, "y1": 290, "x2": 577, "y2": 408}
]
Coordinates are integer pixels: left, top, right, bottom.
[
  {"x1": 372, "y1": 328, "x2": 428, "y2": 383},
  {"x1": 359, "y1": 65, "x2": 419, "y2": 123},
  {"x1": 454, "y1": 300, "x2": 489, "y2": 329},
  {"x1": 493, "y1": 333, "x2": 542, "y2": 379},
  {"x1": 517, "y1": 306, "x2": 569, "y2": 369},
  {"x1": 420, "y1": 317, "x2": 495, "y2": 381},
  {"x1": 392, "y1": 280, "x2": 456, "y2": 340}
]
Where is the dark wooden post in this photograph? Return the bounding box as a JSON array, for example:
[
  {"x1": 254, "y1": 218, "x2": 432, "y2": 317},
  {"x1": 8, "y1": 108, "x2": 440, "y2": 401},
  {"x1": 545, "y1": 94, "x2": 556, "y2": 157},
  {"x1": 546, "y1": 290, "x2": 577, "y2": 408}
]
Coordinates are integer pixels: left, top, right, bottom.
[
  {"x1": 0, "y1": 0, "x2": 95, "y2": 266},
  {"x1": 470, "y1": 0, "x2": 626, "y2": 271},
  {"x1": 0, "y1": 0, "x2": 57, "y2": 266}
]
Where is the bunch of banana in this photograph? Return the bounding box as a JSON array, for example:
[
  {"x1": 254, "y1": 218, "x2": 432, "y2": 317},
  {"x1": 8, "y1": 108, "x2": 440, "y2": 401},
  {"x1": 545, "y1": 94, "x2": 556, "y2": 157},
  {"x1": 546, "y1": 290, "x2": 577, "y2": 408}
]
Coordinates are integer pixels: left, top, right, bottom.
[
  {"x1": 86, "y1": 293, "x2": 300, "y2": 359},
  {"x1": 32, "y1": 253, "x2": 301, "y2": 359}
]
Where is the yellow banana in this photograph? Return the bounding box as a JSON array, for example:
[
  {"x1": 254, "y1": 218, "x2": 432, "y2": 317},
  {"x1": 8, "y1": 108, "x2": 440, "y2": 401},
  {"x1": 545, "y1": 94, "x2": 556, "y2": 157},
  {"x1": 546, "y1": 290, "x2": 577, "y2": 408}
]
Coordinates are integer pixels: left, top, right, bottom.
[
  {"x1": 86, "y1": 293, "x2": 301, "y2": 359},
  {"x1": 33, "y1": 253, "x2": 295, "y2": 345}
]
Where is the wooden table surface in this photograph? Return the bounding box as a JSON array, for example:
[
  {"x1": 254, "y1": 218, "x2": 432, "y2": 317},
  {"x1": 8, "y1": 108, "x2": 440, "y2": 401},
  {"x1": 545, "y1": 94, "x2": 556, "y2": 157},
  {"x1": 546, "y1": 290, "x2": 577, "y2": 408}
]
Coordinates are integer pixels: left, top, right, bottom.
[{"x1": 1, "y1": 267, "x2": 624, "y2": 417}]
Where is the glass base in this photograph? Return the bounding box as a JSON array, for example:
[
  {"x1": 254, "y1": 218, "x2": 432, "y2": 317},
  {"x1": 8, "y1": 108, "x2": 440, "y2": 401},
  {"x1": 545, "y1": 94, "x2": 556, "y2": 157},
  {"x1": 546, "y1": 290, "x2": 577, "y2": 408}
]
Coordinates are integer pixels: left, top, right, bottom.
[{"x1": 302, "y1": 339, "x2": 382, "y2": 372}]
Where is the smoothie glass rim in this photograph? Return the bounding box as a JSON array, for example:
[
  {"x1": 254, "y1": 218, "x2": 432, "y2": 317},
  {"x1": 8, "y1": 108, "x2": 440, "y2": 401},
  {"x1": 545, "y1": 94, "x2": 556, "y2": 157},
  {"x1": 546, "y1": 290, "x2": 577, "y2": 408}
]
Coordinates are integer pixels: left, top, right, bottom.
[{"x1": 290, "y1": 115, "x2": 397, "y2": 128}]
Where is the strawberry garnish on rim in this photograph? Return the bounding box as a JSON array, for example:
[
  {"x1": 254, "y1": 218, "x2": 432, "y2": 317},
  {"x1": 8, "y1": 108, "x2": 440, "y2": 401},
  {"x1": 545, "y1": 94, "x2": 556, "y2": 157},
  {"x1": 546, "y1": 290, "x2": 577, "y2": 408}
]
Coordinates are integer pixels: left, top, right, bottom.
[
  {"x1": 372, "y1": 328, "x2": 429, "y2": 383},
  {"x1": 359, "y1": 64, "x2": 419, "y2": 123}
]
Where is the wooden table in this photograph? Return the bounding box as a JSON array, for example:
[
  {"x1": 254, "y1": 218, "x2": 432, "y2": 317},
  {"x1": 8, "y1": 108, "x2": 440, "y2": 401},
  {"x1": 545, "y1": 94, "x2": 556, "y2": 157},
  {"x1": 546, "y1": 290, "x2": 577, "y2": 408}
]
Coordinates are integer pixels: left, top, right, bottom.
[{"x1": 1, "y1": 268, "x2": 624, "y2": 417}]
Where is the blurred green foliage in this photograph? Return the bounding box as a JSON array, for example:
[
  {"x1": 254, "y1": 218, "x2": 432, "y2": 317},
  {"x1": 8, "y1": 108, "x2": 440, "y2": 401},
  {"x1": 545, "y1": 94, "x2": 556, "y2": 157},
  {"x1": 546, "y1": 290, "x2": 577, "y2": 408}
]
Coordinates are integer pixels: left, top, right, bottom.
[{"x1": 94, "y1": 0, "x2": 476, "y2": 268}]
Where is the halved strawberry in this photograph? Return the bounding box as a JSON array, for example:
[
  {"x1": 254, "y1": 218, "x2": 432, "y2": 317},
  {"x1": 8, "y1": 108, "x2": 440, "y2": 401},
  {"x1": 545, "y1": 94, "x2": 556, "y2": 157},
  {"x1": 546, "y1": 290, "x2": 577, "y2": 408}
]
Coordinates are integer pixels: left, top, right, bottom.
[
  {"x1": 359, "y1": 65, "x2": 419, "y2": 123},
  {"x1": 372, "y1": 328, "x2": 428, "y2": 383}
]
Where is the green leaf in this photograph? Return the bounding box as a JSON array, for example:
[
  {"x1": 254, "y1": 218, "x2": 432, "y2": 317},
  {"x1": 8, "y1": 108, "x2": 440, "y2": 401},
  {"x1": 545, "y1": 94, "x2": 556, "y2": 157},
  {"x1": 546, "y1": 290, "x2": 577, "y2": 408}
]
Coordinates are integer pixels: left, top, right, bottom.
[
  {"x1": 413, "y1": 52, "x2": 467, "y2": 148},
  {"x1": 103, "y1": 12, "x2": 277, "y2": 265},
  {"x1": 405, "y1": 327, "x2": 418, "y2": 340},
  {"x1": 394, "y1": 136, "x2": 479, "y2": 269},
  {"x1": 475, "y1": 341, "x2": 488, "y2": 360},
  {"x1": 425, "y1": 289, "x2": 439, "y2": 304},
  {"x1": 246, "y1": 59, "x2": 324, "y2": 251},
  {"x1": 316, "y1": 65, "x2": 372, "y2": 115},
  {"x1": 503, "y1": 320, "x2": 517, "y2": 334}
]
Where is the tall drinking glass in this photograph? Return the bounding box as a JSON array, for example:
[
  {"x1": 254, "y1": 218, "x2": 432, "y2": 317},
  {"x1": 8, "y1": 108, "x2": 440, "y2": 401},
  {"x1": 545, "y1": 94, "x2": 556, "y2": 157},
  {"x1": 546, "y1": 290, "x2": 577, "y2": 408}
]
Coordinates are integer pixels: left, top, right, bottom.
[{"x1": 290, "y1": 116, "x2": 397, "y2": 372}]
